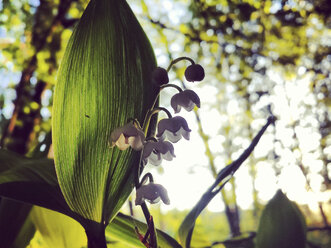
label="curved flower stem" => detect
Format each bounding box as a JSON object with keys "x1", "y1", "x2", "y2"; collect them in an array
[
  {"x1": 135, "y1": 155, "x2": 145, "y2": 187},
  {"x1": 126, "y1": 118, "x2": 142, "y2": 129},
  {"x1": 160, "y1": 83, "x2": 183, "y2": 93},
  {"x1": 152, "y1": 107, "x2": 172, "y2": 119},
  {"x1": 166, "y1": 56, "x2": 195, "y2": 72},
  {"x1": 142, "y1": 83, "x2": 182, "y2": 137},
  {"x1": 138, "y1": 172, "x2": 154, "y2": 187},
  {"x1": 146, "y1": 137, "x2": 158, "y2": 142},
  {"x1": 144, "y1": 84, "x2": 182, "y2": 129},
  {"x1": 142, "y1": 107, "x2": 172, "y2": 135}
]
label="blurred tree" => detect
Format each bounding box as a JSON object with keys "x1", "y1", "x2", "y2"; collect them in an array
[{"x1": 0, "y1": 0, "x2": 87, "y2": 246}]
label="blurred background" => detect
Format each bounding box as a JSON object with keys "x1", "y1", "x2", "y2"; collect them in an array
[{"x1": 0, "y1": 0, "x2": 330, "y2": 247}]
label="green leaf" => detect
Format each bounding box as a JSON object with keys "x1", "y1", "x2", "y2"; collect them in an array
[
  {"x1": 107, "y1": 213, "x2": 182, "y2": 248},
  {"x1": 30, "y1": 206, "x2": 87, "y2": 248},
  {"x1": 255, "y1": 190, "x2": 306, "y2": 248},
  {"x1": 0, "y1": 149, "x2": 79, "y2": 221},
  {"x1": 11, "y1": 214, "x2": 35, "y2": 248},
  {"x1": 52, "y1": 0, "x2": 157, "y2": 224},
  {"x1": 0, "y1": 199, "x2": 35, "y2": 248},
  {"x1": 178, "y1": 117, "x2": 275, "y2": 247}
]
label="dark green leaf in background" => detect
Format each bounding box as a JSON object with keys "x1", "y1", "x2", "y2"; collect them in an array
[
  {"x1": 255, "y1": 190, "x2": 306, "y2": 248},
  {"x1": 0, "y1": 149, "x2": 79, "y2": 220},
  {"x1": 52, "y1": 0, "x2": 157, "y2": 225},
  {"x1": 0, "y1": 199, "x2": 35, "y2": 248}
]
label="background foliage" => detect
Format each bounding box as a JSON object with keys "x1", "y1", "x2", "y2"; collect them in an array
[{"x1": 0, "y1": 0, "x2": 330, "y2": 247}]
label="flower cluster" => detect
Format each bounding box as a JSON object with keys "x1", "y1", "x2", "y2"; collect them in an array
[{"x1": 110, "y1": 57, "x2": 204, "y2": 206}]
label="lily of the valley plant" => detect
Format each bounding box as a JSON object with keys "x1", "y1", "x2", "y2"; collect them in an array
[
  {"x1": 50, "y1": 0, "x2": 204, "y2": 246},
  {"x1": 110, "y1": 57, "x2": 204, "y2": 247}
]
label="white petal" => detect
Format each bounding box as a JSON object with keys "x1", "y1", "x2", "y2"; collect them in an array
[
  {"x1": 115, "y1": 134, "x2": 130, "y2": 150},
  {"x1": 178, "y1": 127, "x2": 190, "y2": 140},
  {"x1": 182, "y1": 100, "x2": 195, "y2": 112},
  {"x1": 111, "y1": 123, "x2": 145, "y2": 151},
  {"x1": 128, "y1": 136, "x2": 143, "y2": 150},
  {"x1": 164, "y1": 130, "x2": 182, "y2": 143},
  {"x1": 148, "y1": 196, "x2": 161, "y2": 204},
  {"x1": 156, "y1": 116, "x2": 191, "y2": 142},
  {"x1": 162, "y1": 151, "x2": 175, "y2": 161},
  {"x1": 148, "y1": 152, "x2": 162, "y2": 166}
]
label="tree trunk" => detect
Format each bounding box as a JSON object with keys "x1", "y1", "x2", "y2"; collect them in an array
[{"x1": 225, "y1": 204, "x2": 241, "y2": 237}]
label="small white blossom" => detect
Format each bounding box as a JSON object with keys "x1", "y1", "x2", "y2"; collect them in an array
[
  {"x1": 110, "y1": 123, "x2": 145, "y2": 151},
  {"x1": 171, "y1": 89, "x2": 200, "y2": 113},
  {"x1": 143, "y1": 140, "x2": 176, "y2": 166},
  {"x1": 135, "y1": 183, "x2": 170, "y2": 205},
  {"x1": 156, "y1": 116, "x2": 191, "y2": 143}
]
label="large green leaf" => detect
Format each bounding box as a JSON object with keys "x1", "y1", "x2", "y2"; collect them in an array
[
  {"x1": 178, "y1": 117, "x2": 275, "y2": 247},
  {"x1": 0, "y1": 149, "x2": 79, "y2": 221},
  {"x1": 52, "y1": 0, "x2": 157, "y2": 224},
  {"x1": 107, "y1": 213, "x2": 182, "y2": 248}
]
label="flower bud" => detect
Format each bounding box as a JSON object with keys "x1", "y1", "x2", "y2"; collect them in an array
[
  {"x1": 184, "y1": 64, "x2": 205, "y2": 82},
  {"x1": 152, "y1": 67, "x2": 169, "y2": 85}
]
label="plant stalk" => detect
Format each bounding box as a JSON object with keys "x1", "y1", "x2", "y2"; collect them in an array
[{"x1": 85, "y1": 223, "x2": 107, "y2": 248}]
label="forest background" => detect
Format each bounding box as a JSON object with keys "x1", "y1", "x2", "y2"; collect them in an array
[{"x1": 0, "y1": 0, "x2": 330, "y2": 247}]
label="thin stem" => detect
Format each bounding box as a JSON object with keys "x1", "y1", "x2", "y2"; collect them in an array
[
  {"x1": 140, "y1": 203, "x2": 158, "y2": 248},
  {"x1": 153, "y1": 107, "x2": 172, "y2": 118},
  {"x1": 138, "y1": 172, "x2": 154, "y2": 187},
  {"x1": 142, "y1": 107, "x2": 172, "y2": 135},
  {"x1": 146, "y1": 137, "x2": 158, "y2": 142},
  {"x1": 160, "y1": 83, "x2": 183, "y2": 92},
  {"x1": 135, "y1": 152, "x2": 145, "y2": 187},
  {"x1": 126, "y1": 118, "x2": 142, "y2": 129},
  {"x1": 142, "y1": 83, "x2": 182, "y2": 134},
  {"x1": 166, "y1": 56, "x2": 195, "y2": 72}
]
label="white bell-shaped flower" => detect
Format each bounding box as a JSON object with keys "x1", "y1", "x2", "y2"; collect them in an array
[
  {"x1": 171, "y1": 89, "x2": 200, "y2": 113},
  {"x1": 135, "y1": 183, "x2": 170, "y2": 205},
  {"x1": 143, "y1": 140, "x2": 176, "y2": 166},
  {"x1": 110, "y1": 123, "x2": 145, "y2": 151},
  {"x1": 156, "y1": 116, "x2": 191, "y2": 143}
]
